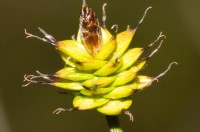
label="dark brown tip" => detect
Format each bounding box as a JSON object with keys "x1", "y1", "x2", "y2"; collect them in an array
[{"x1": 80, "y1": 2, "x2": 102, "y2": 56}]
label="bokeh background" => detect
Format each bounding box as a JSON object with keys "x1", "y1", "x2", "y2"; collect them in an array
[{"x1": 0, "y1": 0, "x2": 200, "y2": 132}]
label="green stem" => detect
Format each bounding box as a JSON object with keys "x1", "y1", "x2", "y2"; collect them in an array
[{"x1": 106, "y1": 115, "x2": 123, "y2": 132}]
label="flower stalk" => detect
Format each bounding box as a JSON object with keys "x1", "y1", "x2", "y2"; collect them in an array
[{"x1": 106, "y1": 115, "x2": 122, "y2": 132}]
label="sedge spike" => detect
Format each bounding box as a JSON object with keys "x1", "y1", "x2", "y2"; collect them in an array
[{"x1": 23, "y1": 1, "x2": 177, "y2": 131}]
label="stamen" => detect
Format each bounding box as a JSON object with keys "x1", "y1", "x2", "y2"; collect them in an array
[
  {"x1": 134, "y1": 6, "x2": 152, "y2": 30},
  {"x1": 124, "y1": 111, "x2": 134, "y2": 122},
  {"x1": 102, "y1": 3, "x2": 107, "y2": 28}
]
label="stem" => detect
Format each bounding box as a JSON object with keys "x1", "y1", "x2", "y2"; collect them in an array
[{"x1": 106, "y1": 115, "x2": 123, "y2": 132}]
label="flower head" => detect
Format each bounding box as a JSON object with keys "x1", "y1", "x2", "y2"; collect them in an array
[{"x1": 23, "y1": 1, "x2": 177, "y2": 116}]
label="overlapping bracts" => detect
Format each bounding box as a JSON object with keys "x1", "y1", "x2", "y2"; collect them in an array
[{"x1": 23, "y1": 1, "x2": 176, "y2": 115}]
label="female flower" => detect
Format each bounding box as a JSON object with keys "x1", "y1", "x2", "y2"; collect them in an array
[{"x1": 23, "y1": 1, "x2": 177, "y2": 117}]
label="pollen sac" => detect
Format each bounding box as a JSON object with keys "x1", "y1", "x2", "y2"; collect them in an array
[
  {"x1": 24, "y1": 1, "x2": 171, "y2": 116},
  {"x1": 80, "y1": 2, "x2": 102, "y2": 56}
]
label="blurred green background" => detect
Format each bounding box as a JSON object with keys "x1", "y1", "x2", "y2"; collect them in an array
[{"x1": 0, "y1": 0, "x2": 200, "y2": 132}]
